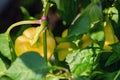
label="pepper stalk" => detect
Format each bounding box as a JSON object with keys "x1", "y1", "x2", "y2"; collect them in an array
[{"x1": 31, "y1": 1, "x2": 51, "y2": 62}]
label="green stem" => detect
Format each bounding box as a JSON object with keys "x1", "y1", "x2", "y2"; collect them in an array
[
  {"x1": 8, "y1": 36, "x2": 16, "y2": 62},
  {"x1": 43, "y1": 28, "x2": 47, "y2": 62},
  {"x1": 46, "y1": 73, "x2": 68, "y2": 79},
  {"x1": 31, "y1": 20, "x2": 47, "y2": 45},
  {"x1": 44, "y1": 2, "x2": 51, "y2": 16},
  {"x1": 5, "y1": 20, "x2": 40, "y2": 35},
  {"x1": 42, "y1": 2, "x2": 51, "y2": 63},
  {"x1": 53, "y1": 66, "x2": 69, "y2": 73},
  {"x1": 91, "y1": 44, "x2": 97, "y2": 71},
  {"x1": 5, "y1": 20, "x2": 40, "y2": 62},
  {"x1": 31, "y1": 1, "x2": 51, "y2": 63},
  {"x1": 113, "y1": 70, "x2": 120, "y2": 80}
]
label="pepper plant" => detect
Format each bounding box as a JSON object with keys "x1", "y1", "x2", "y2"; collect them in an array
[{"x1": 0, "y1": 0, "x2": 120, "y2": 80}]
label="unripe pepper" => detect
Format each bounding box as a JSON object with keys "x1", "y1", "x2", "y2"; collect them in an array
[{"x1": 15, "y1": 27, "x2": 56, "y2": 60}]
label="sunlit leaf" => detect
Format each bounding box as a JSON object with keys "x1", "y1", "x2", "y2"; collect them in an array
[
  {"x1": 45, "y1": 75, "x2": 59, "y2": 80},
  {"x1": 66, "y1": 49, "x2": 93, "y2": 76},
  {"x1": 109, "y1": 7, "x2": 118, "y2": 23},
  {"x1": 6, "y1": 52, "x2": 50, "y2": 80},
  {"x1": 91, "y1": 31, "x2": 104, "y2": 41},
  {"x1": 0, "y1": 58, "x2": 7, "y2": 77},
  {"x1": 0, "y1": 34, "x2": 11, "y2": 60}
]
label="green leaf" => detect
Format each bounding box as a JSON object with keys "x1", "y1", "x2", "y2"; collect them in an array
[
  {"x1": 6, "y1": 52, "x2": 50, "y2": 80},
  {"x1": 73, "y1": 75, "x2": 90, "y2": 80},
  {"x1": 68, "y1": 3, "x2": 102, "y2": 37},
  {"x1": 91, "y1": 31, "x2": 104, "y2": 41},
  {"x1": 68, "y1": 12, "x2": 90, "y2": 37},
  {"x1": 16, "y1": 7, "x2": 31, "y2": 37},
  {"x1": 0, "y1": 76, "x2": 12, "y2": 80},
  {"x1": 45, "y1": 75, "x2": 59, "y2": 80},
  {"x1": 112, "y1": 42, "x2": 120, "y2": 54},
  {"x1": 0, "y1": 59, "x2": 7, "y2": 77},
  {"x1": 105, "y1": 52, "x2": 119, "y2": 66},
  {"x1": 89, "y1": 4, "x2": 102, "y2": 24},
  {"x1": 52, "y1": 0, "x2": 78, "y2": 24},
  {"x1": 109, "y1": 7, "x2": 118, "y2": 23},
  {"x1": 20, "y1": 6, "x2": 30, "y2": 20},
  {"x1": 102, "y1": 72, "x2": 118, "y2": 80},
  {"x1": 90, "y1": 22, "x2": 104, "y2": 41},
  {"x1": 66, "y1": 49, "x2": 93, "y2": 76},
  {"x1": 0, "y1": 34, "x2": 11, "y2": 60},
  {"x1": 91, "y1": 71, "x2": 117, "y2": 80},
  {"x1": 105, "y1": 43, "x2": 120, "y2": 66}
]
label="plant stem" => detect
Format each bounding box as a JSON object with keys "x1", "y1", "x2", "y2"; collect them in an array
[
  {"x1": 53, "y1": 66, "x2": 69, "y2": 73},
  {"x1": 44, "y1": 2, "x2": 51, "y2": 16},
  {"x1": 31, "y1": 20, "x2": 47, "y2": 45},
  {"x1": 5, "y1": 20, "x2": 40, "y2": 35},
  {"x1": 113, "y1": 70, "x2": 120, "y2": 80},
  {"x1": 42, "y1": 2, "x2": 51, "y2": 63},
  {"x1": 31, "y1": 1, "x2": 51, "y2": 63},
  {"x1": 5, "y1": 20, "x2": 40, "y2": 62},
  {"x1": 8, "y1": 36, "x2": 16, "y2": 62},
  {"x1": 43, "y1": 28, "x2": 47, "y2": 62},
  {"x1": 91, "y1": 44, "x2": 97, "y2": 71}
]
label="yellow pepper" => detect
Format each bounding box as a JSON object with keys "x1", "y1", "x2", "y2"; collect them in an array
[
  {"x1": 57, "y1": 29, "x2": 76, "y2": 61},
  {"x1": 103, "y1": 18, "x2": 119, "y2": 50},
  {"x1": 15, "y1": 27, "x2": 56, "y2": 60}
]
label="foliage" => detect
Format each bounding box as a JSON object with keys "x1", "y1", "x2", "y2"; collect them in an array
[
  {"x1": 0, "y1": 0, "x2": 120, "y2": 80},
  {"x1": 6, "y1": 52, "x2": 49, "y2": 80}
]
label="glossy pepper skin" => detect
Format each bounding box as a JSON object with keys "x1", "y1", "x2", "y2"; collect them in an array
[{"x1": 15, "y1": 27, "x2": 56, "y2": 60}]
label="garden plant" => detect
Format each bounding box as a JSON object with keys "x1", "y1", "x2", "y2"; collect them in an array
[{"x1": 0, "y1": 0, "x2": 120, "y2": 80}]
